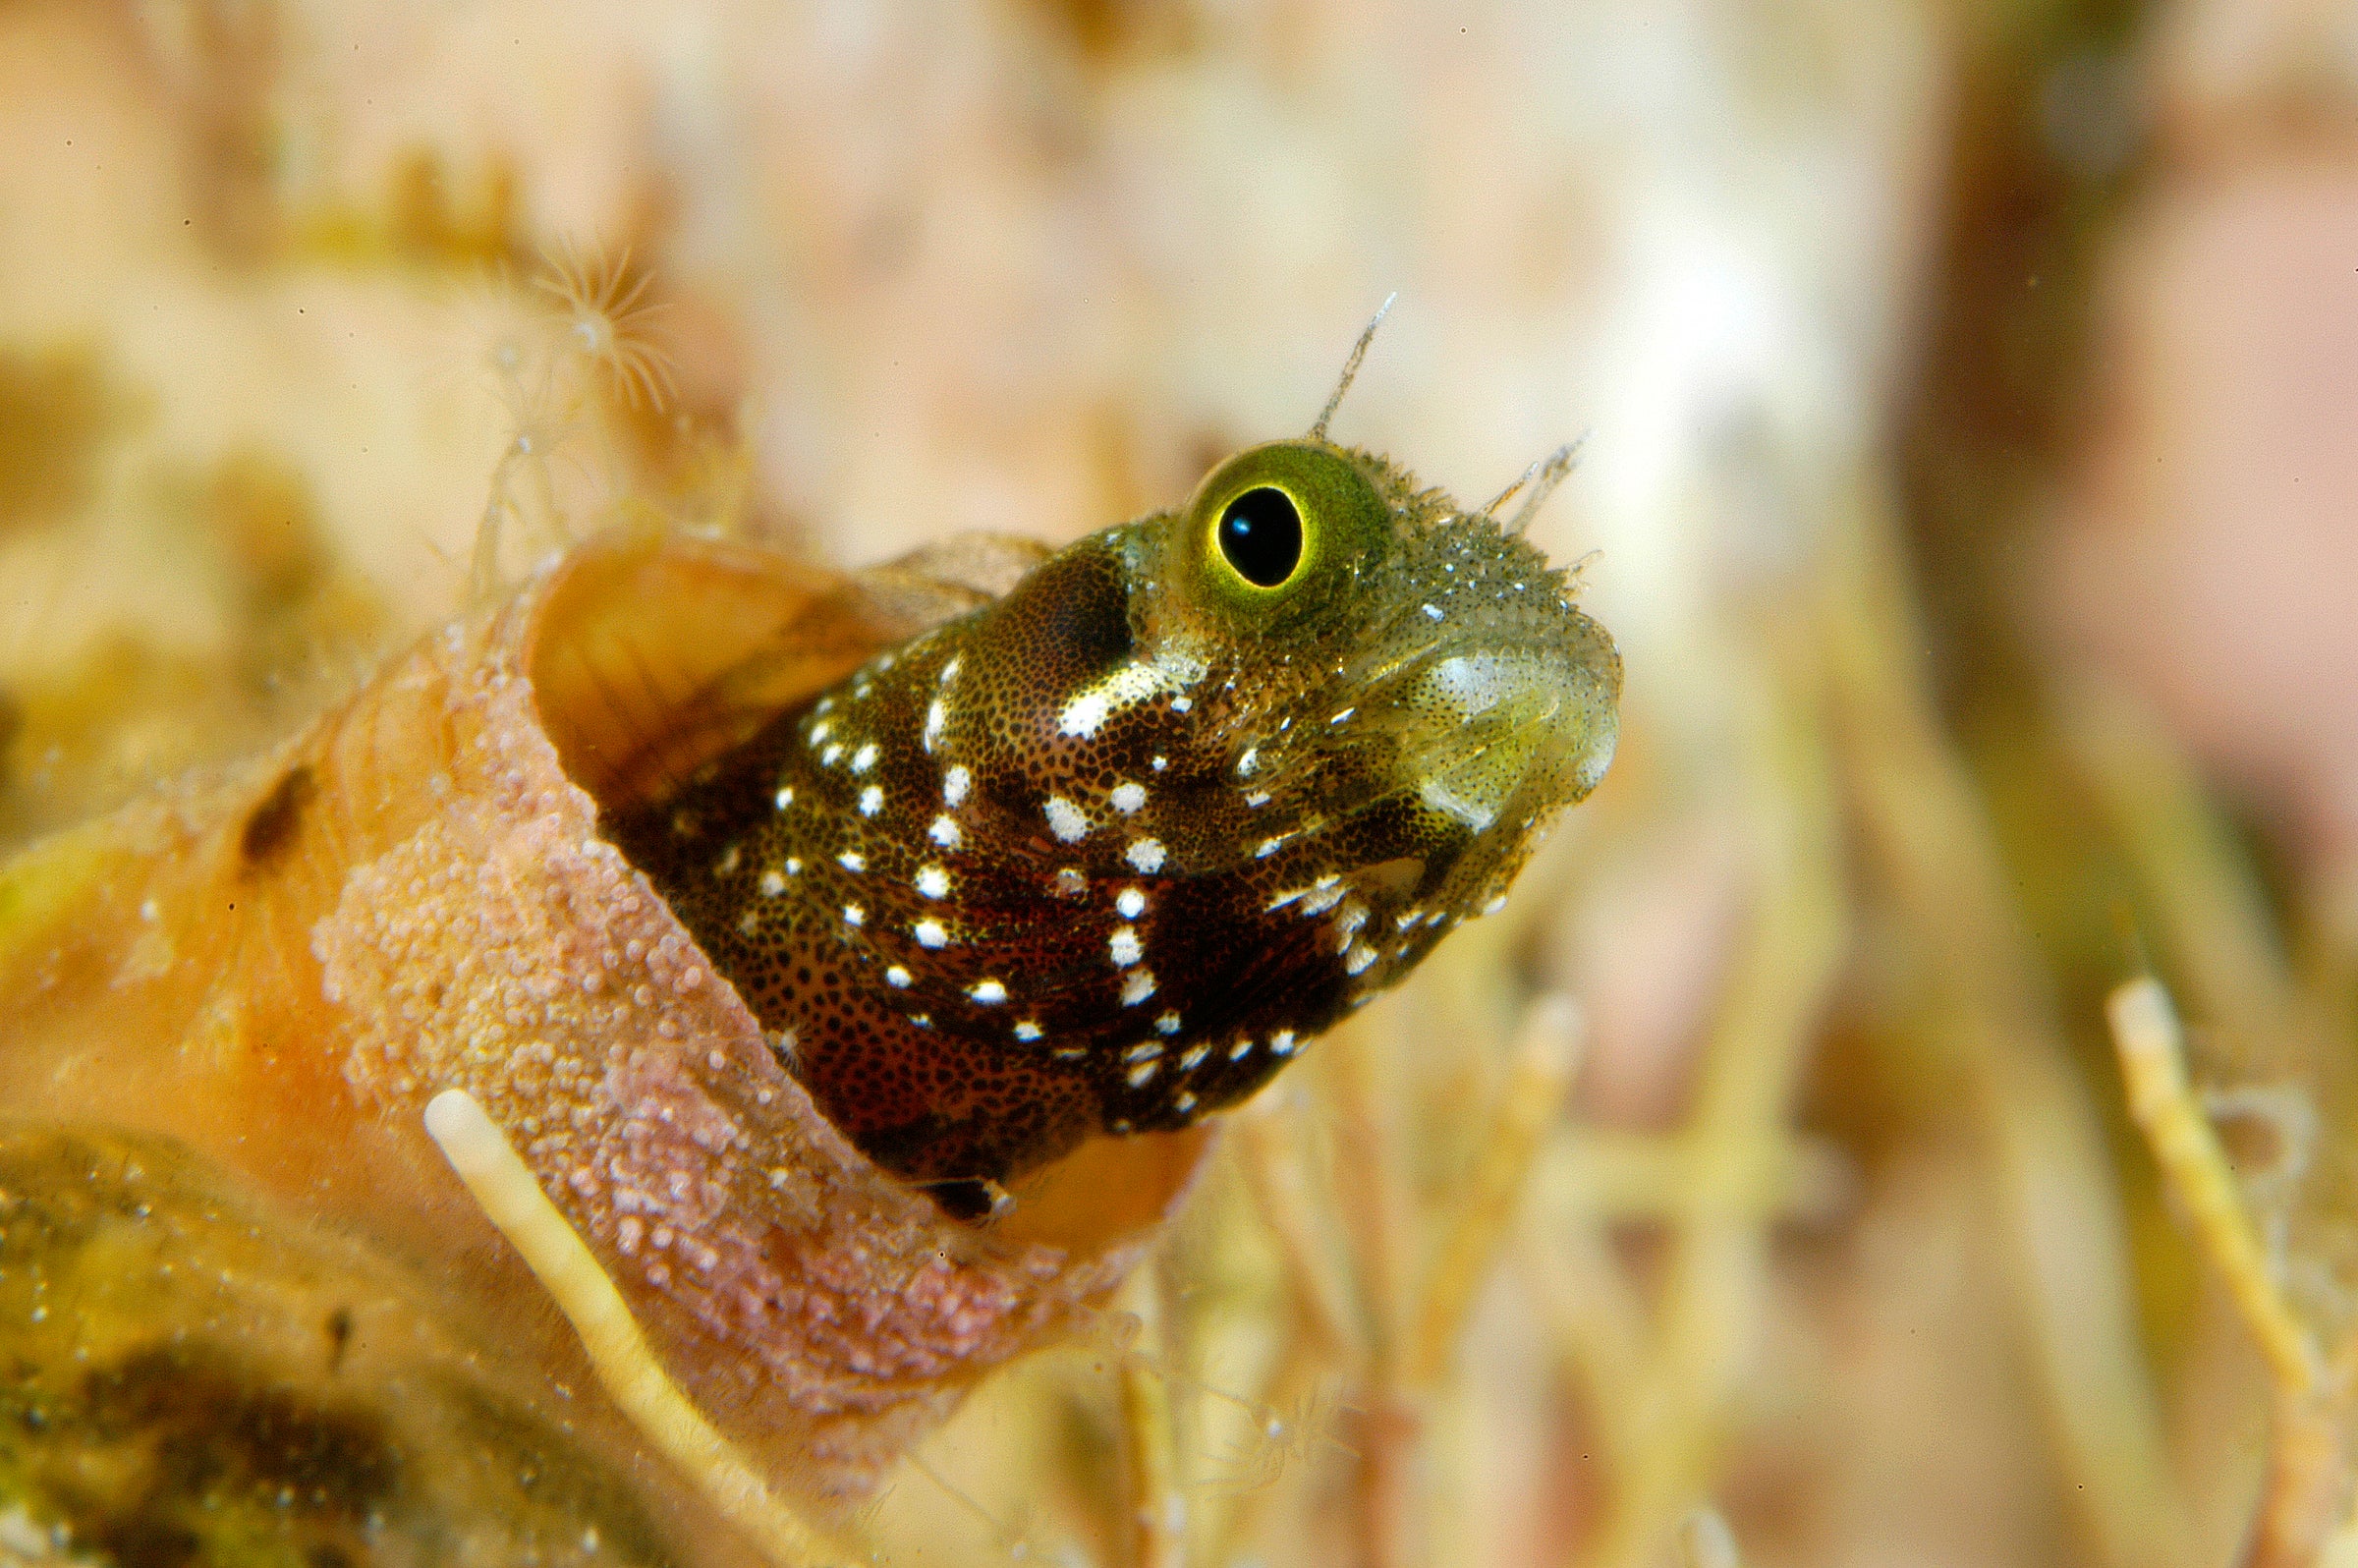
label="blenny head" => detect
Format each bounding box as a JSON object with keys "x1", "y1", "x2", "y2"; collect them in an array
[
  {"x1": 963, "y1": 436, "x2": 1620, "y2": 957},
  {"x1": 618, "y1": 412, "x2": 1619, "y2": 1193}
]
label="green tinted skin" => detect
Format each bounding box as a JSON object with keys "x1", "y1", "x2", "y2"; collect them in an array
[{"x1": 609, "y1": 438, "x2": 1621, "y2": 1199}]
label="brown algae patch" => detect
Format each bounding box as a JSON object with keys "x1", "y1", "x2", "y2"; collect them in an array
[{"x1": 0, "y1": 341, "x2": 127, "y2": 533}]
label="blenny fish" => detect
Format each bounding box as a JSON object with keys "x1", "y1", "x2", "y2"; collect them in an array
[{"x1": 610, "y1": 358, "x2": 1621, "y2": 1193}]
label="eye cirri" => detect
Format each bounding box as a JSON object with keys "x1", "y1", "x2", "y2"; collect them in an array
[{"x1": 606, "y1": 434, "x2": 1622, "y2": 1201}]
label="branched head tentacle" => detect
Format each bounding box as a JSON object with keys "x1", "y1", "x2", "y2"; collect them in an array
[
  {"x1": 1481, "y1": 434, "x2": 1588, "y2": 534},
  {"x1": 1309, "y1": 293, "x2": 1398, "y2": 441}
]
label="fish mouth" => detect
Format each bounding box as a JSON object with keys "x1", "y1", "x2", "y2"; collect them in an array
[
  {"x1": 1375, "y1": 638, "x2": 1619, "y2": 836},
  {"x1": 1319, "y1": 506, "x2": 1622, "y2": 844},
  {"x1": 1227, "y1": 613, "x2": 1617, "y2": 915}
]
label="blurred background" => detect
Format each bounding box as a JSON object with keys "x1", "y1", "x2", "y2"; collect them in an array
[{"x1": 2, "y1": 1, "x2": 2356, "y2": 1564}]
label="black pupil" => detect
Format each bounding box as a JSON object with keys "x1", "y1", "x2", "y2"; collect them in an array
[{"x1": 1216, "y1": 487, "x2": 1304, "y2": 588}]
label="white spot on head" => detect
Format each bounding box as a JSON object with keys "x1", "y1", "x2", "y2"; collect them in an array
[
  {"x1": 784, "y1": 857, "x2": 803, "y2": 875},
  {"x1": 1151, "y1": 755, "x2": 1168, "y2": 772},
  {"x1": 1014, "y1": 1019, "x2": 1042, "y2": 1041},
  {"x1": 1126, "y1": 838, "x2": 1166, "y2": 874},
  {"x1": 714, "y1": 843, "x2": 741, "y2": 876},
  {"x1": 939, "y1": 655, "x2": 961, "y2": 685},
  {"x1": 1109, "y1": 926, "x2": 1143, "y2": 967},
  {"x1": 810, "y1": 719, "x2": 833, "y2": 746},
  {"x1": 944, "y1": 765, "x2": 972, "y2": 807},
  {"x1": 858, "y1": 785, "x2": 883, "y2": 816},
  {"x1": 1179, "y1": 1042, "x2": 1210, "y2": 1070},
  {"x1": 1125, "y1": 1042, "x2": 1163, "y2": 1063},
  {"x1": 1059, "y1": 661, "x2": 1166, "y2": 738},
  {"x1": 886, "y1": 965, "x2": 912, "y2": 987},
  {"x1": 837, "y1": 851, "x2": 866, "y2": 872},
  {"x1": 1110, "y1": 781, "x2": 1148, "y2": 814},
  {"x1": 1271, "y1": 1030, "x2": 1298, "y2": 1056},
  {"x1": 1228, "y1": 1037, "x2": 1256, "y2": 1060},
  {"x1": 1120, "y1": 970, "x2": 1157, "y2": 1006},
  {"x1": 1126, "y1": 1060, "x2": 1160, "y2": 1088},
  {"x1": 1044, "y1": 795, "x2": 1090, "y2": 842},
  {"x1": 1345, "y1": 942, "x2": 1377, "y2": 975},
  {"x1": 1245, "y1": 790, "x2": 1271, "y2": 808},
  {"x1": 924, "y1": 700, "x2": 946, "y2": 752},
  {"x1": 821, "y1": 743, "x2": 844, "y2": 766},
  {"x1": 915, "y1": 864, "x2": 951, "y2": 898},
  {"x1": 774, "y1": 786, "x2": 795, "y2": 812},
  {"x1": 1173, "y1": 1090, "x2": 1198, "y2": 1114},
  {"x1": 1302, "y1": 880, "x2": 1346, "y2": 916},
  {"x1": 851, "y1": 742, "x2": 878, "y2": 774},
  {"x1": 1155, "y1": 1010, "x2": 1182, "y2": 1036},
  {"x1": 1237, "y1": 748, "x2": 1259, "y2": 776},
  {"x1": 843, "y1": 904, "x2": 866, "y2": 926},
  {"x1": 929, "y1": 813, "x2": 963, "y2": 849},
  {"x1": 1255, "y1": 837, "x2": 1282, "y2": 859},
  {"x1": 1481, "y1": 892, "x2": 1509, "y2": 916},
  {"x1": 969, "y1": 979, "x2": 1008, "y2": 1004},
  {"x1": 1329, "y1": 707, "x2": 1356, "y2": 725},
  {"x1": 1171, "y1": 696, "x2": 1193, "y2": 713},
  {"x1": 758, "y1": 869, "x2": 786, "y2": 898},
  {"x1": 914, "y1": 919, "x2": 949, "y2": 949},
  {"x1": 1054, "y1": 867, "x2": 1088, "y2": 895},
  {"x1": 1423, "y1": 602, "x2": 1444, "y2": 621},
  {"x1": 1115, "y1": 886, "x2": 1147, "y2": 918}
]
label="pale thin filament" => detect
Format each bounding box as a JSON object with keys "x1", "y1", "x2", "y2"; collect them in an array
[
  {"x1": 2105, "y1": 980, "x2": 2320, "y2": 1394},
  {"x1": 423, "y1": 1089, "x2": 853, "y2": 1568}
]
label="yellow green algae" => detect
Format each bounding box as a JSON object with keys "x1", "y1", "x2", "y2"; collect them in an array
[{"x1": 0, "y1": 1125, "x2": 687, "y2": 1567}]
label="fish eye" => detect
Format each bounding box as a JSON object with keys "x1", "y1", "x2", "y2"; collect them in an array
[
  {"x1": 1216, "y1": 486, "x2": 1305, "y2": 588},
  {"x1": 1186, "y1": 441, "x2": 1386, "y2": 617}
]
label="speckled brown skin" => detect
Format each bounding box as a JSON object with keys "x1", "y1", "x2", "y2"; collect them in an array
[{"x1": 610, "y1": 438, "x2": 1621, "y2": 1187}]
